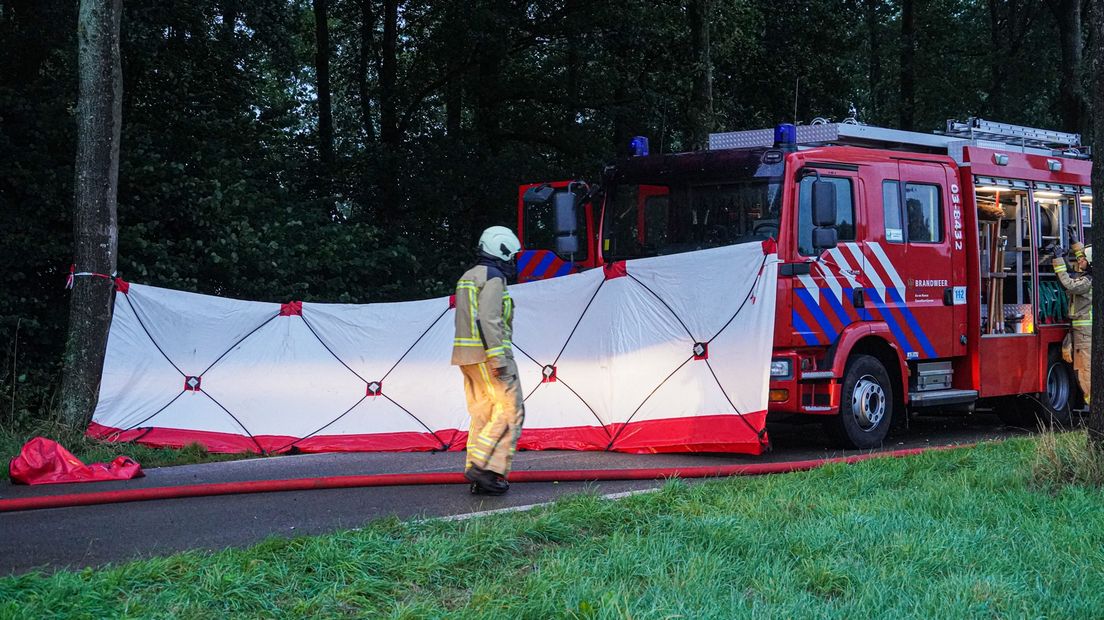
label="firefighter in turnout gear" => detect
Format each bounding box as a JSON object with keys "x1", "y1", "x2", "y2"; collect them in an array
[
  {"x1": 452, "y1": 226, "x2": 525, "y2": 495},
  {"x1": 1053, "y1": 242, "x2": 1092, "y2": 405}
]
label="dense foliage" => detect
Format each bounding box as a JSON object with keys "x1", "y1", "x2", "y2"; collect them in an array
[{"x1": 0, "y1": 0, "x2": 1092, "y2": 425}]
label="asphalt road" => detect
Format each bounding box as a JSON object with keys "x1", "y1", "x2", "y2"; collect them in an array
[{"x1": 1, "y1": 413, "x2": 1026, "y2": 576}]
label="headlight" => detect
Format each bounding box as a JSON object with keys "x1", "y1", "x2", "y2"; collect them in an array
[{"x1": 770, "y1": 358, "x2": 792, "y2": 379}]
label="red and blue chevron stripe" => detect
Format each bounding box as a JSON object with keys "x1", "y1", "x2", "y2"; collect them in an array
[
  {"x1": 517, "y1": 250, "x2": 577, "y2": 283},
  {"x1": 790, "y1": 243, "x2": 936, "y2": 358}
]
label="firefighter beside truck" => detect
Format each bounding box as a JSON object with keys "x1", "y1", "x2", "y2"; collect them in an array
[{"x1": 1051, "y1": 242, "x2": 1092, "y2": 406}]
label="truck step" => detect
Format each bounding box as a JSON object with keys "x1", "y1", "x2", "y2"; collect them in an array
[{"x1": 908, "y1": 389, "x2": 978, "y2": 408}]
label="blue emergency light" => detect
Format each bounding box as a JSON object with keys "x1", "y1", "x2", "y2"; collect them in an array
[
  {"x1": 630, "y1": 136, "x2": 649, "y2": 157},
  {"x1": 774, "y1": 123, "x2": 797, "y2": 148}
]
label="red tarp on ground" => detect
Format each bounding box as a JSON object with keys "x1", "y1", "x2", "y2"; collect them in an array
[{"x1": 8, "y1": 437, "x2": 143, "y2": 485}]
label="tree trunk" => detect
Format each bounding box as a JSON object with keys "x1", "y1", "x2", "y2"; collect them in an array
[
  {"x1": 357, "y1": 0, "x2": 377, "y2": 143},
  {"x1": 313, "y1": 0, "x2": 334, "y2": 165},
  {"x1": 1049, "y1": 0, "x2": 1086, "y2": 136},
  {"x1": 864, "y1": 0, "x2": 882, "y2": 120},
  {"x1": 377, "y1": 0, "x2": 401, "y2": 215},
  {"x1": 379, "y1": 0, "x2": 400, "y2": 148},
  {"x1": 986, "y1": 0, "x2": 1047, "y2": 122},
  {"x1": 445, "y1": 72, "x2": 463, "y2": 137},
  {"x1": 899, "y1": 0, "x2": 916, "y2": 131},
  {"x1": 220, "y1": 0, "x2": 238, "y2": 42},
  {"x1": 472, "y1": 8, "x2": 504, "y2": 152},
  {"x1": 563, "y1": 0, "x2": 580, "y2": 135},
  {"x1": 444, "y1": 2, "x2": 463, "y2": 138},
  {"x1": 687, "y1": 0, "x2": 714, "y2": 150},
  {"x1": 611, "y1": 44, "x2": 630, "y2": 154},
  {"x1": 59, "y1": 0, "x2": 122, "y2": 427},
  {"x1": 987, "y1": 0, "x2": 1001, "y2": 118},
  {"x1": 1088, "y1": 0, "x2": 1104, "y2": 453}
]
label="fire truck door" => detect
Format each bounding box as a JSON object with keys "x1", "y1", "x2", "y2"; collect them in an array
[
  {"x1": 792, "y1": 172, "x2": 865, "y2": 348},
  {"x1": 867, "y1": 161, "x2": 961, "y2": 361}
]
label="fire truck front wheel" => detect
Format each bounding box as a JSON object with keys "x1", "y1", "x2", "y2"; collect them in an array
[{"x1": 828, "y1": 354, "x2": 895, "y2": 449}]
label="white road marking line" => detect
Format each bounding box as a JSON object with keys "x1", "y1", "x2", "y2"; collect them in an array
[{"x1": 426, "y1": 488, "x2": 662, "y2": 523}]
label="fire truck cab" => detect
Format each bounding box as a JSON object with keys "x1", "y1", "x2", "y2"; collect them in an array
[{"x1": 518, "y1": 118, "x2": 1093, "y2": 448}]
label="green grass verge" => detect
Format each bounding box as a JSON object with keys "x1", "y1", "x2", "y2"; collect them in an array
[
  {"x1": 0, "y1": 422, "x2": 254, "y2": 482},
  {"x1": 3, "y1": 437, "x2": 1104, "y2": 618}
]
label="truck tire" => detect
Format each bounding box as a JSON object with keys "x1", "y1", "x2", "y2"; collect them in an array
[
  {"x1": 997, "y1": 351, "x2": 1078, "y2": 428},
  {"x1": 828, "y1": 354, "x2": 895, "y2": 449}
]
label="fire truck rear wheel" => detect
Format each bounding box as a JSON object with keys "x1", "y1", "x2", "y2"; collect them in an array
[
  {"x1": 829, "y1": 354, "x2": 895, "y2": 449},
  {"x1": 997, "y1": 352, "x2": 1077, "y2": 428}
]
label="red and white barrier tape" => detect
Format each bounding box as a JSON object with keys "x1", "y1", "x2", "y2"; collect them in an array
[{"x1": 65, "y1": 264, "x2": 116, "y2": 289}]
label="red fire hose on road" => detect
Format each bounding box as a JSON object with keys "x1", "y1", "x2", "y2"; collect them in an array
[{"x1": 0, "y1": 444, "x2": 970, "y2": 513}]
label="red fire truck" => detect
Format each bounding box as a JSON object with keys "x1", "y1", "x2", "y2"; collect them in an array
[{"x1": 517, "y1": 118, "x2": 1093, "y2": 448}]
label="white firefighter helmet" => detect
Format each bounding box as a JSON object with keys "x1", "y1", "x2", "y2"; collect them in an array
[{"x1": 478, "y1": 226, "x2": 521, "y2": 261}]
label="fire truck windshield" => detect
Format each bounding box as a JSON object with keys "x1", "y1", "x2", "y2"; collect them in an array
[{"x1": 601, "y1": 149, "x2": 783, "y2": 261}]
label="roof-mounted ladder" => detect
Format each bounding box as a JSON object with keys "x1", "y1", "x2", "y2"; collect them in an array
[
  {"x1": 708, "y1": 118, "x2": 1091, "y2": 160},
  {"x1": 942, "y1": 118, "x2": 1081, "y2": 150}
]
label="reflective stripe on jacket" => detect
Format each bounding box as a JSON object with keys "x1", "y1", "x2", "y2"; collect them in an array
[{"x1": 452, "y1": 264, "x2": 514, "y2": 368}]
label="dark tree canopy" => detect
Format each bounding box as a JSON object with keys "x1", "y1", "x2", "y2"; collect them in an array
[{"x1": 0, "y1": 0, "x2": 1094, "y2": 424}]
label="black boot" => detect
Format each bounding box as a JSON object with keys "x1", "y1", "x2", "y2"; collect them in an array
[{"x1": 465, "y1": 465, "x2": 509, "y2": 495}]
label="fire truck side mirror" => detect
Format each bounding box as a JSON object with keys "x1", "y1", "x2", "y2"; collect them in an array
[
  {"x1": 553, "y1": 191, "x2": 576, "y2": 233},
  {"x1": 812, "y1": 180, "x2": 838, "y2": 227},
  {"x1": 553, "y1": 191, "x2": 579, "y2": 256},
  {"x1": 523, "y1": 184, "x2": 556, "y2": 206},
  {"x1": 812, "y1": 227, "x2": 838, "y2": 251},
  {"x1": 556, "y1": 232, "x2": 579, "y2": 256}
]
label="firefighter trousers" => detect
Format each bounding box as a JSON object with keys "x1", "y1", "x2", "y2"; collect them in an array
[
  {"x1": 459, "y1": 359, "x2": 524, "y2": 476},
  {"x1": 1072, "y1": 326, "x2": 1092, "y2": 405}
]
